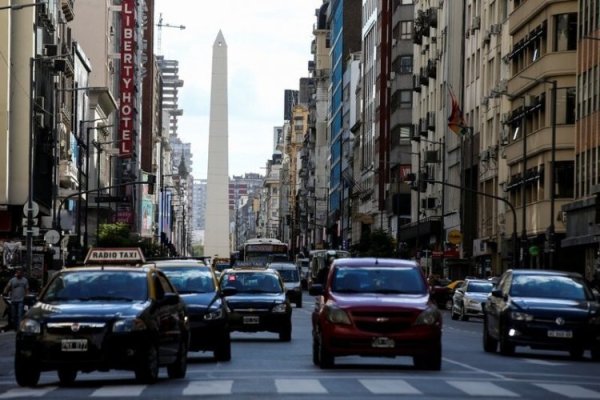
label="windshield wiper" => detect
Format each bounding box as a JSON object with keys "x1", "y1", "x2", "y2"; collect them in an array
[
  {"x1": 80, "y1": 296, "x2": 135, "y2": 302},
  {"x1": 178, "y1": 290, "x2": 210, "y2": 294}
]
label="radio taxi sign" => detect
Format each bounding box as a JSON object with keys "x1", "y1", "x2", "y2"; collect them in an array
[{"x1": 84, "y1": 247, "x2": 146, "y2": 264}]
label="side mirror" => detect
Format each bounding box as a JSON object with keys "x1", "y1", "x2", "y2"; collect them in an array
[
  {"x1": 162, "y1": 292, "x2": 180, "y2": 305},
  {"x1": 491, "y1": 288, "x2": 503, "y2": 298},
  {"x1": 221, "y1": 286, "x2": 238, "y2": 297},
  {"x1": 309, "y1": 284, "x2": 324, "y2": 296},
  {"x1": 24, "y1": 293, "x2": 38, "y2": 307}
]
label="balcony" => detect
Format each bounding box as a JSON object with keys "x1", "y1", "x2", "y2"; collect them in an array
[{"x1": 59, "y1": 160, "x2": 79, "y2": 188}]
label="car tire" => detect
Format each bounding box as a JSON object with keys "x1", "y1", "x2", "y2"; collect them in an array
[
  {"x1": 413, "y1": 343, "x2": 442, "y2": 371},
  {"x1": 569, "y1": 346, "x2": 584, "y2": 360},
  {"x1": 318, "y1": 332, "x2": 334, "y2": 369},
  {"x1": 214, "y1": 332, "x2": 232, "y2": 361},
  {"x1": 451, "y1": 306, "x2": 459, "y2": 320},
  {"x1": 279, "y1": 323, "x2": 292, "y2": 342},
  {"x1": 296, "y1": 298, "x2": 303, "y2": 308},
  {"x1": 499, "y1": 326, "x2": 515, "y2": 356},
  {"x1": 460, "y1": 305, "x2": 469, "y2": 321},
  {"x1": 167, "y1": 340, "x2": 188, "y2": 379},
  {"x1": 312, "y1": 335, "x2": 320, "y2": 366},
  {"x1": 445, "y1": 299, "x2": 453, "y2": 311},
  {"x1": 482, "y1": 316, "x2": 498, "y2": 353},
  {"x1": 57, "y1": 368, "x2": 77, "y2": 386},
  {"x1": 591, "y1": 346, "x2": 600, "y2": 361},
  {"x1": 135, "y1": 345, "x2": 159, "y2": 384},
  {"x1": 15, "y1": 355, "x2": 40, "y2": 387}
]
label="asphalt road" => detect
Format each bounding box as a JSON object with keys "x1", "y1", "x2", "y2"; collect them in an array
[{"x1": 0, "y1": 296, "x2": 599, "y2": 399}]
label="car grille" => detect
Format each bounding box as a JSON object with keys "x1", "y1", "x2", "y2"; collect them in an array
[
  {"x1": 46, "y1": 322, "x2": 107, "y2": 334},
  {"x1": 350, "y1": 310, "x2": 417, "y2": 334}
]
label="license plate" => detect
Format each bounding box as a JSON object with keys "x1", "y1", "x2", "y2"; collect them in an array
[
  {"x1": 372, "y1": 337, "x2": 395, "y2": 348},
  {"x1": 547, "y1": 330, "x2": 573, "y2": 338},
  {"x1": 243, "y1": 316, "x2": 259, "y2": 324},
  {"x1": 61, "y1": 339, "x2": 88, "y2": 352}
]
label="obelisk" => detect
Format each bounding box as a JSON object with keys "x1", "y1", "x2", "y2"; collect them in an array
[{"x1": 204, "y1": 30, "x2": 230, "y2": 258}]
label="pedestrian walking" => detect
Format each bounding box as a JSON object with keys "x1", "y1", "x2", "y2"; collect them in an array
[{"x1": 3, "y1": 268, "x2": 29, "y2": 330}]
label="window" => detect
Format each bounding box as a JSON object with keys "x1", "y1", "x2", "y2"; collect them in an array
[
  {"x1": 400, "y1": 21, "x2": 413, "y2": 40},
  {"x1": 399, "y1": 90, "x2": 412, "y2": 109},
  {"x1": 399, "y1": 55, "x2": 412, "y2": 73},
  {"x1": 554, "y1": 161, "x2": 574, "y2": 198},
  {"x1": 554, "y1": 13, "x2": 577, "y2": 52}
]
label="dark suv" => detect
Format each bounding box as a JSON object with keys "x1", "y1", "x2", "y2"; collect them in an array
[{"x1": 309, "y1": 258, "x2": 442, "y2": 369}]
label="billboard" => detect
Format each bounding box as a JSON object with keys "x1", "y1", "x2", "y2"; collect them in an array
[{"x1": 119, "y1": 0, "x2": 136, "y2": 157}]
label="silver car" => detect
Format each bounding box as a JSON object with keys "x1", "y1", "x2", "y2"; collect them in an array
[{"x1": 451, "y1": 279, "x2": 494, "y2": 321}]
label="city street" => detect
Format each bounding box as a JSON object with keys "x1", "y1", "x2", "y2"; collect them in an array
[{"x1": 0, "y1": 296, "x2": 599, "y2": 399}]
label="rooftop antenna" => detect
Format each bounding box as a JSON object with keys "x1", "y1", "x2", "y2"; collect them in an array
[{"x1": 156, "y1": 13, "x2": 186, "y2": 54}]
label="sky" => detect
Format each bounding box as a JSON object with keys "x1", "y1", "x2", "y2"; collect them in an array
[{"x1": 153, "y1": 0, "x2": 324, "y2": 179}]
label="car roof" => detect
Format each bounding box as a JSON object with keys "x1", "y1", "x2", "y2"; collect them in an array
[
  {"x1": 149, "y1": 259, "x2": 208, "y2": 267},
  {"x1": 333, "y1": 258, "x2": 419, "y2": 268},
  {"x1": 269, "y1": 262, "x2": 297, "y2": 269},
  {"x1": 59, "y1": 265, "x2": 152, "y2": 273},
  {"x1": 465, "y1": 278, "x2": 493, "y2": 283}
]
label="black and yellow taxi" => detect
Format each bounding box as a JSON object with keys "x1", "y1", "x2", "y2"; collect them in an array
[
  {"x1": 219, "y1": 264, "x2": 292, "y2": 341},
  {"x1": 14, "y1": 248, "x2": 190, "y2": 387},
  {"x1": 148, "y1": 258, "x2": 234, "y2": 361}
]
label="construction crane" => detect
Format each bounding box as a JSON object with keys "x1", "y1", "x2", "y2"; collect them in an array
[{"x1": 156, "y1": 13, "x2": 186, "y2": 54}]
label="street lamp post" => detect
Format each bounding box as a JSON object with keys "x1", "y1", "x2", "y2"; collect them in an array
[{"x1": 91, "y1": 136, "x2": 119, "y2": 244}]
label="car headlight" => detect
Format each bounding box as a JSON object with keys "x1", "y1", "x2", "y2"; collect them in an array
[
  {"x1": 19, "y1": 318, "x2": 41, "y2": 334},
  {"x1": 414, "y1": 307, "x2": 441, "y2": 326},
  {"x1": 323, "y1": 303, "x2": 351, "y2": 325},
  {"x1": 272, "y1": 303, "x2": 288, "y2": 313},
  {"x1": 204, "y1": 307, "x2": 225, "y2": 321},
  {"x1": 510, "y1": 311, "x2": 534, "y2": 321},
  {"x1": 112, "y1": 318, "x2": 147, "y2": 332}
]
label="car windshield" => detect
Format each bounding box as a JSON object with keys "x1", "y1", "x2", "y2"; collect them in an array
[
  {"x1": 331, "y1": 266, "x2": 426, "y2": 294},
  {"x1": 160, "y1": 267, "x2": 216, "y2": 293},
  {"x1": 42, "y1": 270, "x2": 148, "y2": 302},
  {"x1": 466, "y1": 281, "x2": 494, "y2": 293},
  {"x1": 275, "y1": 269, "x2": 299, "y2": 282},
  {"x1": 221, "y1": 272, "x2": 282, "y2": 294},
  {"x1": 510, "y1": 275, "x2": 591, "y2": 300}
]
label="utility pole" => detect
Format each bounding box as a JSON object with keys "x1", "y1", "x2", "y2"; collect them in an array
[{"x1": 156, "y1": 13, "x2": 185, "y2": 54}]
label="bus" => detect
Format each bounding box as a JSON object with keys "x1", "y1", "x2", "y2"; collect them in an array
[{"x1": 240, "y1": 238, "x2": 289, "y2": 264}]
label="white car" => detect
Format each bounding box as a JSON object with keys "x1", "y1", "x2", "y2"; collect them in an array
[{"x1": 451, "y1": 279, "x2": 494, "y2": 321}]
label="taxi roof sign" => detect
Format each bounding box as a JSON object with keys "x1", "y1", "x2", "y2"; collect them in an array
[{"x1": 84, "y1": 247, "x2": 146, "y2": 264}]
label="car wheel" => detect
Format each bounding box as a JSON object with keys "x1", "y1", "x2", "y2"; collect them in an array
[
  {"x1": 499, "y1": 326, "x2": 515, "y2": 356},
  {"x1": 57, "y1": 368, "x2": 77, "y2": 386},
  {"x1": 451, "y1": 305, "x2": 459, "y2": 320},
  {"x1": 135, "y1": 345, "x2": 159, "y2": 384},
  {"x1": 318, "y1": 332, "x2": 334, "y2": 369},
  {"x1": 482, "y1": 316, "x2": 498, "y2": 353},
  {"x1": 569, "y1": 346, "x2": 584, "y2": 360},
  {"x1": 279, "y1": 323, "x2": 292, "y2": 342},
  {"x1": 460, "y1": 305, "x2": 469, "y2": 321},
  {"x1": 15, "y1": 355, "x2": 40, "y2": 387},
  {"x1": 167, "y1": 340, "x2": 188, "y2": 379},
  {"x1": 214, "y1": 332, "x2": 232, "y2": 361},
  {"x1": 445, "y1": 299, "x2": 453, "y2": 311},
  {"x1": 591, "y1": 346, "x2": 600, "y2": 361},
  {"x1": 296, "y1": 298, "x2": 303, "y2": 308},
  {"x1": 312, "y1": 335, "x2": 320, "y2": 366},
  {"x1": 413, "y1": 343, "x2": 442, "y2": 370}
]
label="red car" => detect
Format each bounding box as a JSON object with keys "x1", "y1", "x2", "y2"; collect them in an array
[{"x1": 309, "y1": 258, "x2": 442, "y2": 370}]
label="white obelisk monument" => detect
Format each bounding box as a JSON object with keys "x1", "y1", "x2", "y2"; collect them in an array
[{"x1": 204, "y1": 31, "x2": 230, "y2": 258}]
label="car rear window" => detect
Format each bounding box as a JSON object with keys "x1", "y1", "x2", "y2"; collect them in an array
[
  {"x1": 221, "y1": 272, "x2": 283, "y2": 294},
  {"x1": 331, "y1": 266, "x2": 426, "y2": 295},
  {"x1": 467, "y1": 281, "x2": 493, "y2": 293},
  {"x1": 161, "y1": 267, "x2": 216, "y2": 293}
]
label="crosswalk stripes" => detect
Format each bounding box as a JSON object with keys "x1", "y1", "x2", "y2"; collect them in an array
[
  {"x1": 446, "y1": 381, "x2": 520, "y2": 397},
  {"x1": 534, "y1": 384, "x2": 600, "y2": 399},
  {"x1": 0, "y1": 379, "x2": 599, "y2": 398},
  {"x1": 182, "y1": 380, "x2": 233, "y2": 396},
  {"x1": 359, "y1": 379, "x2": 421, "y2": 395}
]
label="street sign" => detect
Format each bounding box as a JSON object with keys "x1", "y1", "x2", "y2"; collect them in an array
[
  {"x1": 22, "y1": 201, "x2": 39, "y2": 218},
  {"x1": 44, "y1": 229, "x2": 61, "y2": 245},
  {"x1": 23, "y1": 227, "x2": 40, "y2": 236}
]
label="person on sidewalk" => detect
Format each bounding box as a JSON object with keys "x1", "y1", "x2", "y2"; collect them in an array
[{"x1": 3, "y1": 268, "x2": 29, "y2": 330}]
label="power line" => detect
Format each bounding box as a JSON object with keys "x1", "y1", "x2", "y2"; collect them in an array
[{"x1": 156, "y1": 13, "x2": 185, "y2": 54}]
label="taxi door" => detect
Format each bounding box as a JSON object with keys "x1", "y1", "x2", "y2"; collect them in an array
[{"x1": 152, "y1": 272, "x2": 183, "y2": 363}]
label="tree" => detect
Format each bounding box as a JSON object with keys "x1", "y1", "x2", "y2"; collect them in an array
[{"x1": 365, "y1": 228, "x2": 396, "y2": 258}]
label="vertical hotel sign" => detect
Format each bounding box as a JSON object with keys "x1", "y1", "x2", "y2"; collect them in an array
[{"x1": 119, "y1": 0, "x2": 136, "y2": 157}]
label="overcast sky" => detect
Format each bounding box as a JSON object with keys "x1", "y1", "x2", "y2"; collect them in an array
[{"x1": 153, "y1": 0, "x2": 323, "y2": 179}]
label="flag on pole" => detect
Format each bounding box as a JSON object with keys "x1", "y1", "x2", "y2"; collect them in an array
[{"x1": 448, "y1": 87, "x2": 468, "y2": 135}]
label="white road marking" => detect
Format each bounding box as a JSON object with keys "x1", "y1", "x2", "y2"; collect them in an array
[
  {"x1": 535, "y1": 383, "x2": 600, "y2": 399},
  {"x1": 523, "y1": 358, "x2": 564, "y2": 366},
  {"x1": 360, "y1": 379, "x2": 422, "y2": 395},
  {"x1": 275, "y1": 379, "x2": 327, "y2": 394},
  {"x1": 183, "y1": 380, "x2": 233, "y2": 396},
  {"x1": 447, "y1": 380, "x2": 519, "y2": 397},
  {"x1": 91, "y1": 385, "x2": 146, "y2": 397},
  {"x1": 443, "y1": 357, "x2": 510, "y2": 380},
  {"x1": 0, "y1": 387, "x2": 56, "y2": 398}
]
